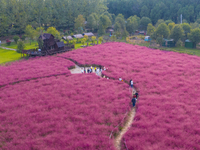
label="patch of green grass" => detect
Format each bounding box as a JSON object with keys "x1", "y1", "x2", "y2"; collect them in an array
[
  {"x1": 2, "y1": 41, "x2": 38, "y2": 50},
  {"x1": 0, "y1": 48, "x2": 22, "y2": 64},
  {"x1": 150, "y1": 46, "x2": 200, "y2": 56}
]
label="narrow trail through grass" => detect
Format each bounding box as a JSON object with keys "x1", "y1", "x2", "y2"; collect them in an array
[{"x1": 69, "y1": 60, "x2": 138, "y2": 150}]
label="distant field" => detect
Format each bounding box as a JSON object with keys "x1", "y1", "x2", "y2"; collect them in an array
[{"x1": 0, "y1": 48, "x2": 21, "y2": 64}]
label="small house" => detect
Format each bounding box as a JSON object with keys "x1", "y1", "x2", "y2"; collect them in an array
[
  {"x1": 39, "y1": 33, "x2": 65, "y2": 51},
  {"x1": 55, "y1": 42, "x2": 65, "y2": 51},
  {"x1": 73, "y1": 34, "x2": 84, "y2": 39},
  {"x1": 83, "y1": 32, "x2": 94, "y2": 37},
  {"x1": 62, "y1": 36, "x2": 73, "y2": 41},
  {"x1": 185, "y1": 39, "x2": 196, "y2": 48},
  {"x1": 162, "y1": 39, "x2": 175, "y2": 47}
]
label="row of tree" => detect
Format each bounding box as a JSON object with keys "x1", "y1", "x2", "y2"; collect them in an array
[
  {"x1": 2, "y1": 0, "x2": 200, "y2": 38},
  {"x1": 147, "y1": 22, "x2": 200, "y2": 46},
  {"x1": 0, "y1": 0, "x2": 107, "y2": 36},
  {"x1": 107, "y1": 0, "x2": 200, "y2": 24}
]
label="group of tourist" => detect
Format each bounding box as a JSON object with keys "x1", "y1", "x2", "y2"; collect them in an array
[{"x1": 81, "y1": 66, "x2": 108, "y2": 76}]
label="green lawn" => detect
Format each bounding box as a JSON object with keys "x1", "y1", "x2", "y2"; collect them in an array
[
  {"x1": 2, "y1": 41, "x2": 38, "y2": 50},
  {"x1": 149, "y1": 46, "x2": 200, "y2": 56},
  {"x1": 0, "y1": 48, "x2": 22, "y2": 64},
  {"x1": 168, "y1": 46, "x2": 200, "y2": 56}
]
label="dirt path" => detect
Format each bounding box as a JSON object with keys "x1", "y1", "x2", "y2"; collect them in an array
[
  {"x1": 115, "y1": 107, "x2": 136, "y2": 150},
  {"x1": 0, "y1": 46, "x2": 16, "y2": 51}
]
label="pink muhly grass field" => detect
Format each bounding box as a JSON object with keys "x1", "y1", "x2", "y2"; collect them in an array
[
  {"x1": 0, "y1": 74, "x2": 131, "y2": 149},
  {"x1": 0, "y1": 56, "x2": 75, "y2": 86},
  {"x1": 58, "y1": 42, "x2": 200, "y2": 149}
]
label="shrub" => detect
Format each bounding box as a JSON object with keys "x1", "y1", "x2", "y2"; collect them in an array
[
  {"x1": 110, "y1": 35, "x2": 117, "y2": 41},
  {"x1": 6, "y1": 39, "x2": 11, "y2": 45},
  {"x1": 98, "y1": 36, "x2": 103, "y2": 43},
  {"x1": 126, "y1": 37, "x2": 130, "y2": 43},
  {"x1": 84, "y1": 35, "x2": 88, "y2": 41},
  {"x1": 81, "y1": 38, "x2": 87, "y2": 45},
  {"x1": 91, "y1": 36, "x2": 96, "y2": 44},
  {"x1": 176, "y1": 39, "x2": 183, "y2": 47},
  {"x1": 17, "y1": 39, "x2": 25, "y2": 53},
  {"x1": 13, "y1": 35, "x2": 20, "y2": 44}
]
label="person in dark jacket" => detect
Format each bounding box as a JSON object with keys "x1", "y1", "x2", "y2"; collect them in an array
[
  {"x1": 135, "y1": 92, "x2": 139, "y2": 99},
  {"x1": 132, "y1": 98, "x2": 136, "y2": 107}
]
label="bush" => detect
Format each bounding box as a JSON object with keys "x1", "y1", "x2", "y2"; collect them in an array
[
  {"x1": 84, "y1": 35, "x2": 88, "y2": 41},
  {"x1": 176, "y1": 40, "x2": 183, "y2": 47},
  {"x1": 6, "y1": 39, "x2": 11, "y2": 46},
  {"x1": 110, "y1": 35, "x2": 117, "y2": 41},
  {"x1": 13, "y1": 35, "x2": 20, "y2": 44},
  {"x1": 91, "y1": 36, "x2": 96, "y2": 44},
  {"x1": 98, "y1": 37, "x2": 103, "y2": 43},
  {"x1": 17, "y1": 39, "x2": 25, "y2": 53},
  {"x1": 126, "y1": 37, "x2": 130, "y2": 43}
]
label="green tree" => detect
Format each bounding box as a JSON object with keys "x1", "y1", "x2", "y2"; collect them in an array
[
  {"x1": 13, "y1": 35, "x2": 20, "y2": 44},
  {"x1": 46, "y1": 27, "x2": 61, "y2": 40},
  {"x1": 87, "y1": 14, "x2": 95, "y2": 30},
  {"x1": 99, "y1": 15, "x2": 111, "y2": 32},
  {"x1": 139, "y1": 17, "x2": 152, "y2": 30},
  {"x1": 37, "y1": 38, "x2": 43, "y2": 49},
  {"x1": 155, "y1": 19, "x2": 165, "y2": 27},
  {"x1": 181, "y1": 23, "x2": 191, "y2": 39},
  {"x1": 147, "y1": 23, "x2": 155, "y2": 36},
  {"x1": 190, "y1": 22, "x2": 199, "y2": 29},
  {"x1": 165, "y1": 20, "x2": 174, "y2": 25},
  {"x1": 188, "y1": 28, "x2": 200, "y2": 45},
  {"x1": 25, "y1": 25, "x2": 36, "y2": 45},
  {"x1": 170, "y1": 25, "x2": 184, "y2": 43},
  {"x1": 114, "y1": 22, "x2": 121, "y2": 32},
  {"x1": 156, "y1": 23, "x2": 170, "y2": 39},
  {"x1": 17, "y1": 39, "x2": 25, "y2": 53},
  {"x1": 168, "y1": 23, "x2": 175, "y2": 31},
  {"x1": 74, "y1": 15, "x2": 85, "y2": 32},
  {"x1": 98, "y1": 23, "x2": 105, "y2": 36},
  {"x1": 140, "y1": 5, "x2": 149, "y2": 18},
  {"x1": 126, "y1": 16, "x2": 138, "y2": 34}
]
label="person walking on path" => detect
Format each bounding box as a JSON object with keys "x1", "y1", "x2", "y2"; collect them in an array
[
  {"x1": 81, "y1": 68, "x2": 84, "y2": 74},
  {"x1": 130, "y1": 79, "x2": 134, "y2": 88},
  {"x1": 91, "y1": 66, "x2": 93, "y2": 73},
  {"x1": 95, "y1": 67, "x2": 97, "y2": 72},
  {"x1": 0, "y1": 40, "x2": 1, "y2": 46},
  {"x1": 132, "y1": 97, "x2": 136, "y2": 107},
  {"x1": 84, "y1": 68, "x2": 86, "y2": 73}
]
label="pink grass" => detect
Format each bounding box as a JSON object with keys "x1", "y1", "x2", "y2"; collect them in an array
[
  {"x1": 58, "y1": 42, "x2": 200, "y2": 149},
  {"x1": 0, "y1": 74, "x2": 130, "y2": 149},
  {"x1": 0, "y1": 56, "x2": 75, "y2": 86}
]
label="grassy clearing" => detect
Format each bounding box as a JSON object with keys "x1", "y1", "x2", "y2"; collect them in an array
[
  {"x1": 0, "y1": 48, "x2": 21, "y2": 64},
  {"x1": 149, "y1": 46, "x2": 200, "y2": 56},
  {"x1": 2, "y1": 41, "x2": 38, "y2": 50}
]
